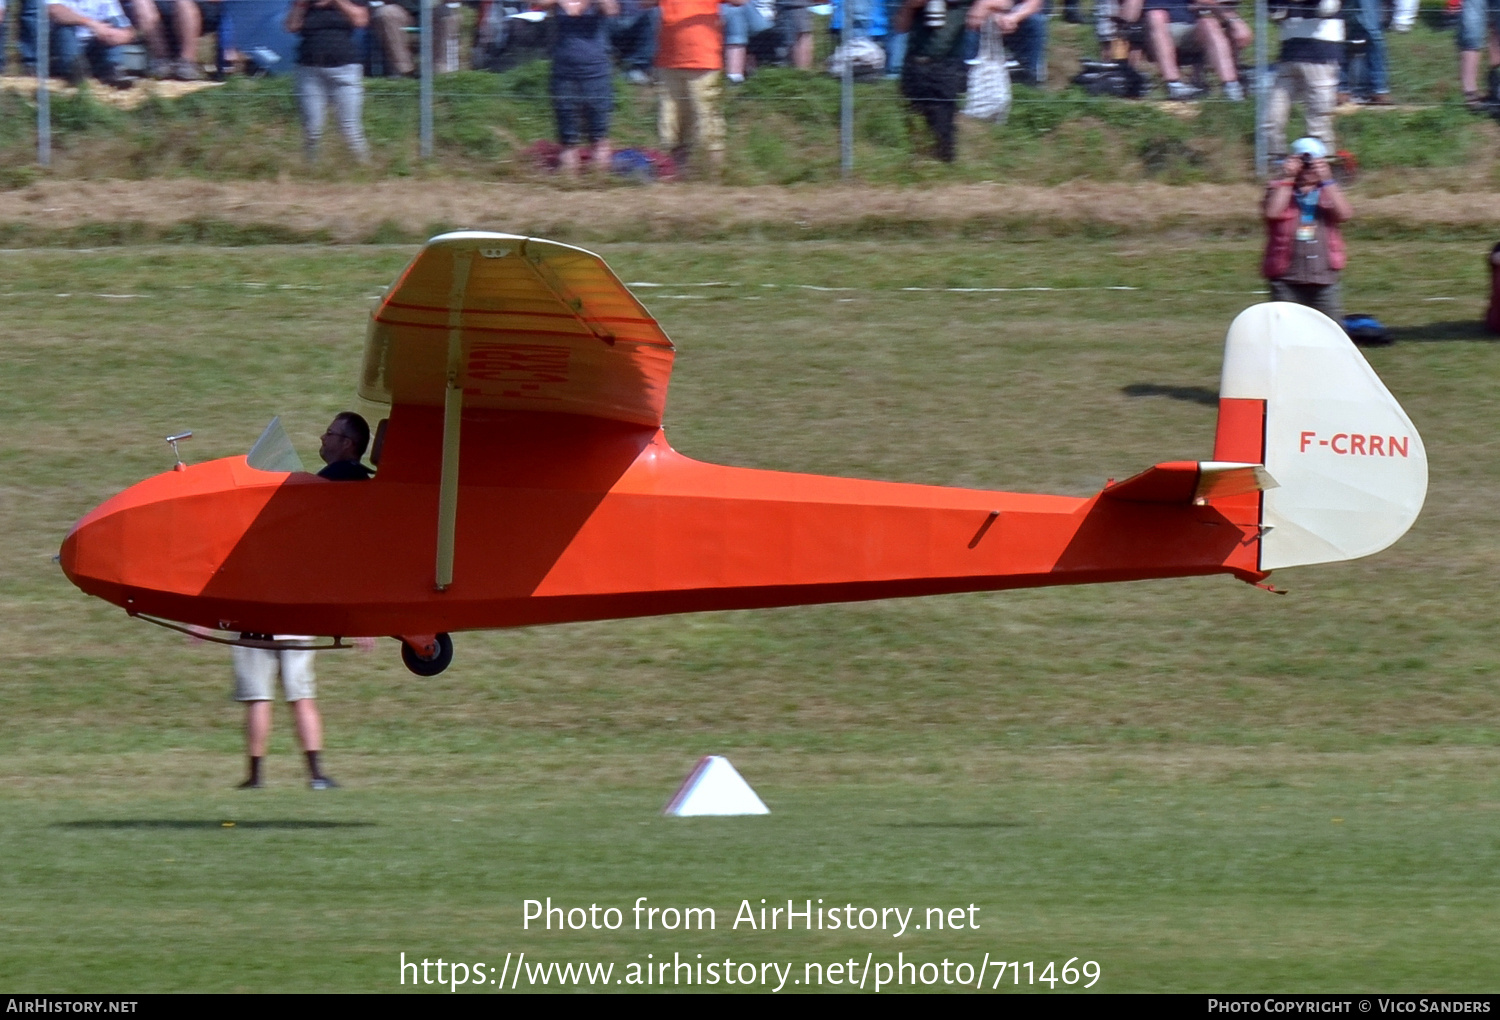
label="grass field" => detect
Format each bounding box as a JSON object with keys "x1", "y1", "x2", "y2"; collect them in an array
[{"x1": 1, "y1": 235, "x2": 1498, "y2": 992}]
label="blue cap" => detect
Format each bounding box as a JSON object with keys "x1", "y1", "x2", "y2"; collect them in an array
[{"x1": 1290, "y1": 137, "x2": 1328, "y2": 159}]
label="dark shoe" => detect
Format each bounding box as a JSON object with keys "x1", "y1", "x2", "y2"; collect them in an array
[
  {"x1": 309, "y1": 776, "x2": 339, "y2": 790},
  {"x1": 237, "y1": 777, "x2": 263, "y2": 789},
  {"x1": 1336, "y1": 91, "x2": 1353, "y2": 106},
  {"x1": 1365, "y1": 92, "x2": 1394, "y2": 106},
  {"x1": 101, "y1": 73, "x2": 135, "y2": 91},
  {"x1": 1465, "y1": 91, "x2": 1488, "y2": 112},
  {"x1": 173, "y1": 59, "x2": 203, "y2": 82}
]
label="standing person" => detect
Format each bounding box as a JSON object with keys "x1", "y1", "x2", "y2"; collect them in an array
[
  {"x1": 894, "y1": 0, "x2": 1006, "y2": 162},
  {"x1": 234, "y1": 414, "x2": 372, "y2": 790},
  {"x1": 233, "y1": 639, "x2": 331, "y2": 789},
  {"x1": 1457, "y1": 0, "x2": 1500, "y2": 110},
  {"x1": 1262, "y1": 137, "x2": 1353, "y2": 327},
  {"x1": 610, "y1": 0, "x2": 659, "y2": 83},
  {"x1": 722, "y1": 0, "x2": 771, "y2": 83},
  {"x1": 1340, "y1": 0, "x2": 1390, "y2": 103},
  {"x1": 640, "y1": 0, "x2": 747, "y2": 174},
  {"x1": 540, "y1": 0, "x2": 619, "y2": 175},
  {"x1": 776, "y1": 0, "x2": 814, "y2": 67},
  {"x1": 1262, "y1": 0, "x2": 1343, "y2": 160},
  {"x1": 285, "y1": 0, "x2": 371, "y2": 164}
]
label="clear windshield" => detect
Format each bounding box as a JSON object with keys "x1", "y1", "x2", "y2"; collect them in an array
[{"x1": 246, "y1": 416, "x2": 307, "y2": 473}]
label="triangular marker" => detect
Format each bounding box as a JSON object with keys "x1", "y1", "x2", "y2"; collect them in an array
[{"x1": 663, "y1": 756, "x2": 770, "y2": 817}]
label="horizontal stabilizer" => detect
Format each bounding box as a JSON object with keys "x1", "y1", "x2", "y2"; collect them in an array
[{"x1": 1103, "y1": 460, "x2": 1276, "y2": 504}]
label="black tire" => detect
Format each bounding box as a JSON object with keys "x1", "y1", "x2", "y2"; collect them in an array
[{"x1": 400, "y1": 633, "x2": 454, "y2": 677}]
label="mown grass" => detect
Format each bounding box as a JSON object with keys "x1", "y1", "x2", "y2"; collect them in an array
[
  {"x1": 2, "y1": 17, "x2": 1498, "y2": 188},
  {"x1": 1, "y1": 237, "x2": 1498, "y2": 991}
]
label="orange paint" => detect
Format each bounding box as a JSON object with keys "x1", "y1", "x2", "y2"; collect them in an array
[{"x1": 58, "y1": 234, "x2": 1271, "y2": 664}]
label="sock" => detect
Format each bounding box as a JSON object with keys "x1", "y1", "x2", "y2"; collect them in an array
[
  {"x1": 246, "y1": 756, "x2": 263, "y2": 784},
  {"x1": 305, "y1": 750, "x2": 324, "y2": 780}
]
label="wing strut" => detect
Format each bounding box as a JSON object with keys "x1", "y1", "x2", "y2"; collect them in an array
[
  {"x1": 519, "y1": 238, "x2": 617, "y2": 346},
  {"x1": 435, "y1": 252, "x2": 474, "y2": 591}
]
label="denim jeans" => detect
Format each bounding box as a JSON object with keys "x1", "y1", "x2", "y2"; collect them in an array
[
  {"x1": 884, "y1": 0, "x2": 905, "y2": 74},
  {"x1": 608, "y1": 7, "x2": 658, "y2": 72},
  {"x1": 20, "y1": 0, "x2": 125, "y2": 78},
  {"x1": 721, "y1": 1, "x2": 771, "y2": 46},
  {"x1": 1458, "y1": 0, "x2": 1500, "y2": 50},
  {"x1": 1341, "y1": 0, "x2": 1388, "y2": 95},
  {"x1": 21, "y1": 0, "x2": 128, "y2": 78},
  {"x1": 295, "y1": 63, "x2": 371, "y2": 162},
  {"x1": 1003, "y1": 11, "x2": 1048, "y2": 84}
]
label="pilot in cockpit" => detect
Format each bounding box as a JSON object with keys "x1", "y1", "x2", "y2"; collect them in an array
[{"x1": 317, "y1": 412, "x2": 375, "y2": 481}]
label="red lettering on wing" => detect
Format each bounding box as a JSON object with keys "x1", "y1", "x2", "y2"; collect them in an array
[{"x1": 467, "y1": 342, "x2": 571, "y2": 383}]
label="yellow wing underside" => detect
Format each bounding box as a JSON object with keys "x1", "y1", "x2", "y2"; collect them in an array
[{"x1": 359, "y1": 232, "x2": 676, "y2": 427}]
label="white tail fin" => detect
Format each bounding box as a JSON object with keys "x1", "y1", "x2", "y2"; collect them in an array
[{"x1": 1215, "y1": 303, "x2": 1427, "y2": 571}]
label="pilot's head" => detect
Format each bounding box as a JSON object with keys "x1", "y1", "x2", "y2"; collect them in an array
[{"x1": 320, "y1": 412, "x2": 370, "y2": 466}]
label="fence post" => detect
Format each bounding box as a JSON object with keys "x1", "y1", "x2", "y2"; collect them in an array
[
  {"x1": 420, "y1": 0, "x2": 434, "y2": 159},
  {"x1": 840, "y1": 0, "x2": 858, "y2": 178},
  {"x1": 1254, "y1": 0, "x2": 1268, "y2": 179},
  {"x1": 37, "y1": 4, "x2": 52, "y2": 167}
]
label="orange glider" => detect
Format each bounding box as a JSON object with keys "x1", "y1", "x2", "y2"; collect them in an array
[{"x1": 59, "y1": 234, "x2": 1428, "y2": 675}]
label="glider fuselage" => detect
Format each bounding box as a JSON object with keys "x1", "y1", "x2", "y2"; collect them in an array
[{"x1": 59, "y1": 405, "x2": 1263, "y2": 638}]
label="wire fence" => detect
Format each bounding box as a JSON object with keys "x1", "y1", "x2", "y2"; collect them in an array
[{"x1": 0, "y1": 0, "x2": 1488, "y2": 178}]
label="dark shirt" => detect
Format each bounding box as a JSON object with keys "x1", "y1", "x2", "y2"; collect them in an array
[
  {"x1": 1278, "y1": 0, "x2": 1343, "y2": 64},
  {"x1": 552, "y1": 6, "x2": 613, "y2": 78},
  {"x1": 318, "y1": 460, "x2": 375, "y2": 480},
  {"x1": 904, "y1": 0, "x2": 974, "y2": 63},
  {"x1": 297, "y1": 1, "x2": 368, "y2": 68}
]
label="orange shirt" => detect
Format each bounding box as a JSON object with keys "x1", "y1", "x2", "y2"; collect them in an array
[{"x1": 655, "y1": 0, "x2": 724, "y2": 70}]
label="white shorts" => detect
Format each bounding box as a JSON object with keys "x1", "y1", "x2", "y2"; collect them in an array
[{"x1": 232, "y1": 637, "x2": 317, "y2": 702}]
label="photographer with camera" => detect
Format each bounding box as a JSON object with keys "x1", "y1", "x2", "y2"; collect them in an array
[{"x1": 1262, "y1": 137, "x2": 1353, "y2": 327}]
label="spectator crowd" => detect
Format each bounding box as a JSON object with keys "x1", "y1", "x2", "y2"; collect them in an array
[{"x1": 1, "y1": 0, "x2": 1497, "y2": 169}]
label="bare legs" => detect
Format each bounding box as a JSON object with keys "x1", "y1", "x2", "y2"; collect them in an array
[{"x1": 244, "y1": 698, "x2": 323, "y2": 757}]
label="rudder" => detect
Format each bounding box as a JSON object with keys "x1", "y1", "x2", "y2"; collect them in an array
[{"x1": 1215, "y1": 303, "x2": 1426, "y2": 571}]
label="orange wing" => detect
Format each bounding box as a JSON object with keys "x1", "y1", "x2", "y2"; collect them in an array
[{"x1": 359, "y1": 232, "x2": 676, "y2": 427}]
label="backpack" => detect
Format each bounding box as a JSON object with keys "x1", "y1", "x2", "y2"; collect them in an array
[
  {"x1": 1072, "y1": 60, "x2": 1147, "y2": 99},
  {"x1": 1343, "y1": 314, "x2": 1392, "y2": 346}
]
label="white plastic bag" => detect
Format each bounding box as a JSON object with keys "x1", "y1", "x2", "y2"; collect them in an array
[
  {"x1": 826, "y1": 36, "x2": 887, "y2": 79},
  {"x1": 962, "y1": 20, "x2": 1011, "y2": 123}
]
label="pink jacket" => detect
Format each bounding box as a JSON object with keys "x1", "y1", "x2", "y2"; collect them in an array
[{"x1": 1262, "y1": 186, "x2": 1347, "y2": 280}]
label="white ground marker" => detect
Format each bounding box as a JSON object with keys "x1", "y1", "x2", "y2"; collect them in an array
[{"x1": 663, "y1": 756, "x2": 770, "y2": 817}]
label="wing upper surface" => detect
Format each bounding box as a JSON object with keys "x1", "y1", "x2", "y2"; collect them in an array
[{"x1": 360, "y1": 232, "x2": 675, "y2": 427}]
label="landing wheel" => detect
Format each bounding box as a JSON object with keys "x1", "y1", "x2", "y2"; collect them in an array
[{"x1": 400, "y1": 632, "x2": 454, "y2": 676}]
